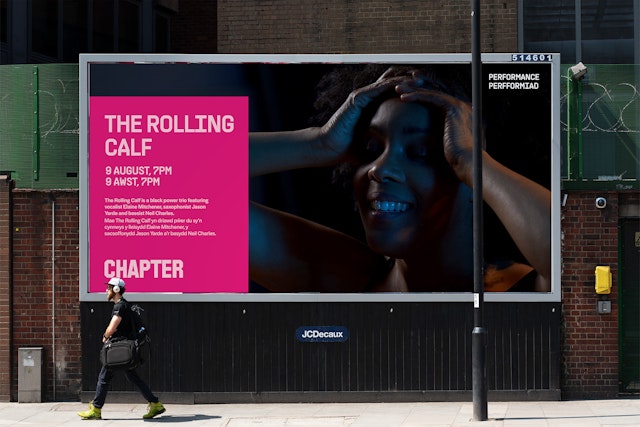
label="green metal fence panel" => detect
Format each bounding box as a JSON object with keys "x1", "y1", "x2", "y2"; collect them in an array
[
  {"x1": 0, "y1": 64, "x2": 79, "y2": 189},
  {"x1": 0, "y1": 65, "x2": 34, "y2": 187},
  {"x1": 564, "y1": 64, "x2": 640, "y2": 190},
  {"x1": 36, "y1": 64, "x2": 79, "y2": 189}
]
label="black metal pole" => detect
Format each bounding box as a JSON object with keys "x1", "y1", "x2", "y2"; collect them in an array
[{"x1": 471, "y1": 0, "x2": 488, "y2": 421}]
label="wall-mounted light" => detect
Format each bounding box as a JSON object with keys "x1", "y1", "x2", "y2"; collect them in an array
[{"x1": 569, "y1": 62, "x2": 587, "y2": 81}]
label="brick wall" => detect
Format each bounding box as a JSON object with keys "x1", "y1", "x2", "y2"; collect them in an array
[
  {"x1": 11, "y1": 190, "x2": 81, "y2": 401},
  {"x1": 217, "y1": 0, "x2": 517, "y2": 54},
  {"x1": 0, "y1": 176, "x2": 12, "y2": 401},
  {"x1": 170, "y1": 1, "x2": 218, "y2": 53},
  {"x1": 5, "y1": 185, "x2": 636, "y2": 401},
  {"x1": 561, "y1": 191, "x2": 625, "y2": 399}
]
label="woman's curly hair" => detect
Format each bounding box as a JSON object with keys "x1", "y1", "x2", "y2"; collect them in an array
[
  {"x1": 310, "y1": 63, "x2": 471, "y2": 191},
  {"x1": 311, "y1": 63, "x2": 470, "y2": 125}
]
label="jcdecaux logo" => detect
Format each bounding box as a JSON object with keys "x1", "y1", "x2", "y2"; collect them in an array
[{"x1": 295, "y1": 326, "x2": 350, "y2": 343}]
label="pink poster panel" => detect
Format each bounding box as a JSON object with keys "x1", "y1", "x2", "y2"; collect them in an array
[{"x1": 89, "y1": 96, "x2": 248, "y2": 293}]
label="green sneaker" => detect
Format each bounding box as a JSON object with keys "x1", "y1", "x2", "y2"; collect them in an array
[
  {"x1": 143, "y1": 401, "x2": 165, "y2": 419},
  {"x1": 77, "y1": 401, "x2": 102, "y2": 420}
]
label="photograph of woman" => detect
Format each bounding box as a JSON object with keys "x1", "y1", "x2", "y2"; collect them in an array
[{"x1": 249, "y1": 63, "x2": 551, "y2": 293}]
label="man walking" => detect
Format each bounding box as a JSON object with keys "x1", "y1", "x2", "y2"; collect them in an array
[{"x1": 78, "y1": 278, "x2": 165, "y2": 420}]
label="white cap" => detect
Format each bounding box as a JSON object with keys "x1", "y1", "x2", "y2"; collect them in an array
[{"x1": 105, "y1": 277, "x2": 125, "y2": 288}]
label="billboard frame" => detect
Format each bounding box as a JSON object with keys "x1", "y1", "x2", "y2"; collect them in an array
[{"x1": 79, "y1": 53, "x2": 561, "y2": 303}]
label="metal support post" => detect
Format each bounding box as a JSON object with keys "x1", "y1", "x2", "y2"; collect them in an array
[{"x1": 471, "y1": 0, "x2": 487, "y2": 421}]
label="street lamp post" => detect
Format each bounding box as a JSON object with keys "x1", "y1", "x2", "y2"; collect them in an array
[{"x1": 471, "y1": 0, "x2": 488, "y2": 421}]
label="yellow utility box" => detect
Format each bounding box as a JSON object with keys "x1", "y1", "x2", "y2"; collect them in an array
[{"x1": 595, "y1": 265, "x2": 612, "y2": 295}]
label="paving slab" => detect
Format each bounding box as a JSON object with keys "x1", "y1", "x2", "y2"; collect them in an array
[{"x1": 0, "y1": 399, "x2": 639, "y2": 426}]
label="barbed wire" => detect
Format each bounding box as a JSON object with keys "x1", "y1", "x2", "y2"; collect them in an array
[{"x1": 561, "y1": 74, "x2": 640, "y2": 134}]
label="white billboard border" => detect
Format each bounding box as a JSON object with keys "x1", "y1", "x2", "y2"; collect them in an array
[{"x1": 79, "y1": 53, "x2": 561, "y2": 303}]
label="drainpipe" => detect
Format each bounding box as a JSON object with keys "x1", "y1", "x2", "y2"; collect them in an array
[{"x1": 51, "y1": 197, "x2": 56, "y2": 401}]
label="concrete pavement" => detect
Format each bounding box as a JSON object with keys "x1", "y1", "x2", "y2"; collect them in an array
[{"x1": 2, "y1": 399, "x2": 640, "y2": 426}]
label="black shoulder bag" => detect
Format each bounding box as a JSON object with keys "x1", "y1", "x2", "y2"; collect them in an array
[{"x1": 100, "y1": 337, "x2": 140, "y2": 370}]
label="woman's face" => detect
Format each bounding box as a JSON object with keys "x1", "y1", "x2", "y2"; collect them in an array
[{"x1": 353, "y1": 97, "x2": 461, "y2": 258}]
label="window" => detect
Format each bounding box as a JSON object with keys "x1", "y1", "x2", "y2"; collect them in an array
[
  {"x1": 523, "y1": 0, "x2": 576, "y2": 64},
  {"x1": 155, "y1": 11, "x2": 170, "y2": 53},
  {"x1": 63, "y1": 0, "x2": 87, "y2": 62},
  {"x1": 1, "y1": 0, "x2": 7, "y2": 63},
  {"x1": 1, "y1": 0, "x2": 7, "y2": 43},
  {"x1": 581, "y1": 0, "x2": 633, "y2": 64},
  {"x1": 522, "y1": 0, "x2": 636, "y2": 64},
  {"x1": 6, "y1": 0, "x2": 171, "y2": 63},
  {"x1": 118, "y1": 0, "x2": 139, "y2": 52},
  {"x1": 93, "y1": 0, "x2": 114, "y2": 52},
  {"x1": 32, "y1": 0, "x2": 59, "y2": 60},
  {"x1": 31, "y1": 0, "x2": 89, "y2": 62}
]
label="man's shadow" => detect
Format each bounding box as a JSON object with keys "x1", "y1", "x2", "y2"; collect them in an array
[
  {"x1": 107, "y1": 414, "x2": 221, "y2": 422},
  {"x1": 143, "y1": 415, "x2": 221, "y2": 423}
]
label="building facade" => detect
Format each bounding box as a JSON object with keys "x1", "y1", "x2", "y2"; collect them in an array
[{"x1": 0, "y1": 0, "x2": 638, "y2": 401}]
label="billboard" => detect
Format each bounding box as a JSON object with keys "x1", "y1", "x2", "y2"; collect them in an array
[{"x1": 80, "y1": 54, "x2": 560, "y2": 302}]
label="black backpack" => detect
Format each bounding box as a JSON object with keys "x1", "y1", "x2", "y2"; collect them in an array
[{"x1": 129, "y1": 303, "x2": 150, "y2": 346}]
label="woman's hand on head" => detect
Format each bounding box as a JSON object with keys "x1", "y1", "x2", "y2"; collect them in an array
[
  {"x1": 395, "y1": 75, "x2": 476, "y2": 185},
  {"x1": 318, "y1": 72, "x2": 415, "y2": 163}
]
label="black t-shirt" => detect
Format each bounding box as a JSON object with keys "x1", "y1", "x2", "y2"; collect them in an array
[{"x1": 111, "y1": 298, "x2": 133, "y2": 340}]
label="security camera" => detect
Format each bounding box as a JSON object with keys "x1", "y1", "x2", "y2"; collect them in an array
[
  {"x1": 569, "y1": 62, "x2": 587, "y2": 80},
  {"x1": 595, "y1": 197, "x2": 607, "y2": 209}
]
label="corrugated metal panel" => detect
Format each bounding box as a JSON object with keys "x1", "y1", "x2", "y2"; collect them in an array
[
  {"x1": 619, "y1": 219, "x2": 640, "y2": 392},
  {"x1": 81, "y1": 302, "x2": 561, "y2": 398}
]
